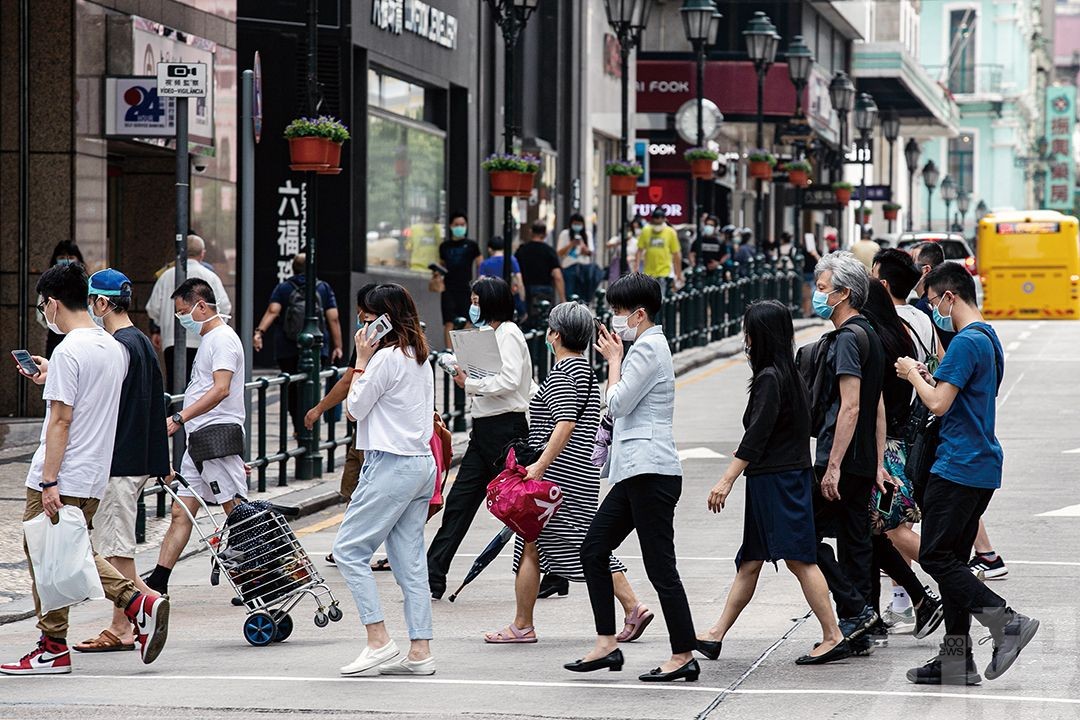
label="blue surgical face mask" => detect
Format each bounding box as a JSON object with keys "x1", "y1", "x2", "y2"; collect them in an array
[
  {"x1": 545, "y1": 332, "x2": 555, "y2": 356},
  {"x1": 702, "y1": 225, "x2": 716, "y2": 237},
  {"x1": 356, "y1": 314, "x2": 366, "y2": 330},
  {"x1": 451, "y1": 225, "x2": 467, "y2": 239},
  {"x1": 55, "y1": 258, "x2": 73, "y2": 266},
  {"x1": 176, "y1": 302, "x2": 216, "y2": 333},
  {"x1": 468, "y1": 304, "x2": 485, "y2": 326},
  {"x1": 571, "y1": 223, "x2": 584, "y2": 233},
  {"x1": 932, "y1": 295, "x2": 954, "y2": 332},
  {"x1": 87, "y1": 300, "x2": 111, "y2": 329},
  {"x1": 812, "y1": 289, "x2": 838, "y2": 320}
]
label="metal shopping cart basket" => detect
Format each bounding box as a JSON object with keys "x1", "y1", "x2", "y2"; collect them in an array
[{"x1": 158, "y1": 474, "x2": 343, "y2": 646}]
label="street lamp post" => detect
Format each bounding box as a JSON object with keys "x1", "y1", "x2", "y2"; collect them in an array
[
  {"x1": 880, "y1": 107, "x2": 900, "y2": 233},
  {"x1": 940, "y1": 175, "x2": 956, "y2": 234},
  {"x1": 487, "y1": 0, "x2": 540, "y2": 287},
  {"x1": 681, "y1": 0, "x2": 721, "y2": 273},
  {"x1": 975, "y1": 199, "x2": 989, "y2": 223},
  {"x1": 922, "y1": 159, "x2": 939, "y2": 231},
  {"x1": 1033, "y1": 167, "x2": 1048, "y2": 208},
  {"x1": 786, "y1": 35, "x2": 814, "y2": 253},
  {"x1": 904, "y1": 138, "x2": 920, "y2": 232},
  {"x1": 828, "y1": 72, "x2": 855, "y2": 248},
  {"x1": 853, "y1": 93, "x2": 878, "y2": 239},
  {"x1": 604, "y1": 0, "x2": 653, "y2": 275},
  {"x1": 744, "y1": 12, "x2": 780, "y2": 247},
  {"x1": 956, "y1": 190, "x2": 970, "y2": 234}
]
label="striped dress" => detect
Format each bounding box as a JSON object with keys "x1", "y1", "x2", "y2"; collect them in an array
[{"x1": 512, "y1": 355, "x2": 627, "y2": 581}]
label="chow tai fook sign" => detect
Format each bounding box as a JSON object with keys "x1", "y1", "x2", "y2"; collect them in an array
[
  {"x1": 634, "y1": 179, "x2": 689, "y2": 224},
  {"x1": 1045, "y1": 85, "x2": 1076, "y2": 212},
  {"x1": 371, "y1": 0, "x2": 458, "y2": 49},
  {"x1": 276, "y1": 179, "x2": 308, "y2": 284}
]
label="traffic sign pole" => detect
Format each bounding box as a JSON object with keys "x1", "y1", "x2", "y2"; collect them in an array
[{"x1": 172, "y1": 95, "x2": 189, "y2": 473}]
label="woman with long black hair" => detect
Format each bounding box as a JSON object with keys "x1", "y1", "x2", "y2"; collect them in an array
[{"x1": 695, "y1": 300, "x2": 848, "y2": 665}]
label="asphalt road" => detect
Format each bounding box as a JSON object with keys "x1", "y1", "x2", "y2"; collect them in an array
[{"x1": 0, "y1": 319, "x2": 1077, "y2": 720}]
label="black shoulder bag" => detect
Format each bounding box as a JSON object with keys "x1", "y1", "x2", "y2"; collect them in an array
[{"x1": 499, "y1": 363, "x2": 595, "y2": 469}]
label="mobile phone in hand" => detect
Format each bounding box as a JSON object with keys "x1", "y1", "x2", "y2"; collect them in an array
[
  {"x1": 366, "y1": 314, "x2": 393, "y2": 344},
  {"x1": 11, "y1": 350, "x2": 40, "y2": 377},
  {"x1": 877, "y1": 483, "x2": 896, "y2": 514}
]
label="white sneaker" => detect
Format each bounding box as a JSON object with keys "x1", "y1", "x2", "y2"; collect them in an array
[
  {"x1": 340, "y1": 640, "x2": 400, "y2": 676},
  {"x1": 378, "y1": 656, "x2": 436, "y2": 676},
  {"x1": 883, "y1": 607, "x2": 915, "y2": 632}
]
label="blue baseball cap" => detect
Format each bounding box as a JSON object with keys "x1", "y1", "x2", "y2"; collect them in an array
[{"x1": 88, "y1": 268, "x2": 132, "y2": 298}]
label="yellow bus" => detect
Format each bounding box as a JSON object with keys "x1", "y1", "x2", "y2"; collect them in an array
[{"x1": 977, "y1": 210, "x2": 1080, "y2": 319}]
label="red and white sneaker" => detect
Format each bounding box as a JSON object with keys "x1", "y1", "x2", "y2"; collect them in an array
[
  {"x1": 0, "y1": 636, "x2": 72, "y2": 675},
  {"x1": 124, "y1": 592, "x2": 170, "y2": 664}
]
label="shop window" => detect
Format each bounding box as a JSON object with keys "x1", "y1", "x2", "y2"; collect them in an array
[
  {"x1": 948, "y1": 133, "x2": 975, "y2": 196},
  {"x1": 368, "y1": 68, "x2": 427, "y2": 122},
  {"x1": 947, "y1": 10, "x2": 976, "y2": 94}
]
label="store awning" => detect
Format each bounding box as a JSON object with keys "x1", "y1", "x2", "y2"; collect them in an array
[{"x1": 851, "y1": 43, "x2": 959, "y2": 137}]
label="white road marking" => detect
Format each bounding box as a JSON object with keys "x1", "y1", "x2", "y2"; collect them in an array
[
  {"x1": 678, "y1": 447, "x2": 726, "y2": 460},
  {"x1": 38, "y1": 674, "x2": 1080, "y2": 706},
  {"x1": 1037, "y1": 504, "x2": 1080, "y2": 517},
  {"x1": 997, "y1": 371, "x2": 1025, "y2": 409},
  {"x1": 1018, "y1": 331, "x2": 1031, "y2": 341},
  {"x1": 1063, "y1": 447, "x2": 1080, "y2": 454},
  {"x1": 1006, "y1": 341, "x2": 1021, "y2": 352}
]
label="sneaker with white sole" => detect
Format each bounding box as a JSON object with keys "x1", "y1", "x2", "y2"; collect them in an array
[
  {"x1": 378, "y1": 656, "x2": 436, "y2": 676},
  {"x1": 883, "y1": 607, "x2": 915, "y2": 631},
  {"x1": 341, "y1": 640, "x2": 400, "y2": 676},
  {"x1": 968, "y1": 554, "x2": 1008, "y2": 580},
  {"x1": 325, "y1": 553, "x2": 336, "y2": 566},
  {"x1": 124, "y1": 592, "x2": 170, "y2": 664},
  {"x1": 0, "y1": 636, "x2": 71, "y2": 675}
]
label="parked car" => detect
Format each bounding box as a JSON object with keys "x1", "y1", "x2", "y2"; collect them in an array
[{"x1": 897, "y1": 232, "x2": 983, "y2": 306}]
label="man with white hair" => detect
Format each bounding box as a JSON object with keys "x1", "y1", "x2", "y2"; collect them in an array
[
  {"x1": 809, "y1": 251, "x2": 891, "y2": 655},
  {"x1": 146, "y1": 234, "x2": 232, "y2": 391}
]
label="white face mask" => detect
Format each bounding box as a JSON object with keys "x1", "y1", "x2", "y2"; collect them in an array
[
  {"x1": 610, "y1": 310, "x2": 640, "y2": 342},
  {"x1": 87, "y1": 299, "x2": 113, "y2": 329},
  {"x1": 45, "y1": 299, "x2": 63, "y2": 335}
]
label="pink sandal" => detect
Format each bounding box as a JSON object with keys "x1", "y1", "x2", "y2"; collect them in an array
[
  {"x1": 617, "y1": 604, "x2": 654, "y2": 643},
  {"x1": 484, "y1": 624, "x2": 538, "y2": 644}
]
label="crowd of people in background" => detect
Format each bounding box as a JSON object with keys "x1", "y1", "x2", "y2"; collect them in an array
[{"x1": 7, "y1": 225, "x2": 1037, "y2": 688}]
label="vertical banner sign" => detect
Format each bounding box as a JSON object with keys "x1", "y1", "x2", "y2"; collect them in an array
[
  {"x1": 1046, "y1": 85, "x2": 1076, "y2": 211},
  {"x1": 276, "y1": 179, "x2": 307, "y2": 283}
]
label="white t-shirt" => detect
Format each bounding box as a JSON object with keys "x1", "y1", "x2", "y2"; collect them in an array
[
  {"x1": 26, "y1": 327, "x2": 126, "y2": 499},
  {"x1": 146, "y1": 262, "x2": 232, "y2": 350},
  {"x1": 896, "y1": 303, "x2": 936, "y2": 362},
  {"x1": 347, "y1": 347, "x2": 434, "y2": 456},
  {"x1": 183, "y1": 324, "x2": 246, "y2": 434},
  {"x1": 556, "y1": 229, "x2": 595, "y2": 267}
]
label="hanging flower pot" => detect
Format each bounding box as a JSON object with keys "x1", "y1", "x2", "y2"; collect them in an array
[
  {"x1": 516, "y1": 155, "x2": 540, "y2": 197},
  {"x1": 605, "y1": 160, "x2": 644, "y2": 196},
  {"x1": 489, "y1": 171, "x2": 522, "y2": 197},
  {"x1": 287, "y1": 137, "x2": 329, "y2": 167},
  {"x1": 285, "y1": 116, "x2": 350, "y2": 173},
  {"x1": 883, "y1": 203, "x2": 901, "y2": 221},
  {"x1": 747, "y1": 151, "x2": 776, "y2": 181},
  {"x1": 684, "y1": 148, "x2": 719, "y2": 180},
  {"x1": 833, "y1": 182, "x2": 854, "y2": 206},
  {"x1": 783, "y1": 160, "x2": 811, "y2": 188}
]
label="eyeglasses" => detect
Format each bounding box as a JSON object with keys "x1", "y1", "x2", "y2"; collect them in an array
[
  {"x1": 927, "y1": 293, "x2": 948, "y2": 308},
  {"x1": 35, "y1": 300, "x2": 48, "y2": 317}
]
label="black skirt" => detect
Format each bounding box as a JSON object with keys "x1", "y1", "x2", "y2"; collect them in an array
[{"x1": 736, "y1": 468, "x2": 817, "y2": 568}]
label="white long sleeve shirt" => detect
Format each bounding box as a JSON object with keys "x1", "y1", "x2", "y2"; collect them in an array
[
  {"x1": 347, "y1": 346, "x2": 434, "y2": 456},
  {"x1": 464, "y1": 323, "x2": 534, "y2": 418},
  {"x1": 146, "y1": 262, "x2": 232, "y2": 350}
]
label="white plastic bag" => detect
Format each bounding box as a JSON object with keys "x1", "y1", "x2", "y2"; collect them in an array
[{"x1": 23, "y1": 506, "x2": 104, "y2": 613}]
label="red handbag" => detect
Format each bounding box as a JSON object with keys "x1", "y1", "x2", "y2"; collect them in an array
[{"x1": 485, "y1": 447, "x2": 563, "y2": 543}]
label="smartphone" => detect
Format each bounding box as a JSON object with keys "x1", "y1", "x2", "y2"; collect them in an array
[
  {"x1": 877, "y1": 483, "x2": 897, "y2": 514},
  {"x1": 366, "y1": 314, "x2": 393, "y2": 344},
  {"x1": 11, "y1": 349, "x2": 40, "y2": 377},
  {"x1": 428, "y1": 263, "x2": 448, "y2": 276}
]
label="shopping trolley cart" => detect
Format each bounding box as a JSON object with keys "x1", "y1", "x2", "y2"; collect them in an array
[{"x1": 158, "y1": 474, "x2": 343, "y2": 646}]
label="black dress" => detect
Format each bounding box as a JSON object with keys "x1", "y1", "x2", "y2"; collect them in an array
[{"x1": 732, "y1": 367, "x2": 816, "y2": 568}]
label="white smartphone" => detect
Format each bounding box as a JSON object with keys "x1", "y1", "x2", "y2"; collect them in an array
[
  {"x1": 11, "y1": 349, "x2": 40, "y2": 377},
  {"x1": 366, "y1": 314, "x2": 393, "y2": 344}
]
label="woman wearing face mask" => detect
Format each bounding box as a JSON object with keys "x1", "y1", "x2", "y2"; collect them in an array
[
  {"x1": 568, "y1": 273, "x2": 696, "y2": 682},
  {"x1": 40, "y1": 241, "x2": 86, "y2": 357},
  {"x1": 556, "y1": 213, "x2": 596, "y2": 302},
  {"x1": 426, "y1": 277, "x2": 533, "y2": 600},
  {"x1": 485, "y1": 302, "x2": 646, "y2": 645}
]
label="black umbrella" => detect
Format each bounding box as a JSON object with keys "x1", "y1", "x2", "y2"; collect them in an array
[{"x1": 447, "y1": 526, "x2": 515, "y2": 602}]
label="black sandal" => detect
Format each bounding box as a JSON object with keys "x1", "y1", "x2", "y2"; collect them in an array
[{"x1": 371, "y1": 558, "x2": 392, "y2": 572}]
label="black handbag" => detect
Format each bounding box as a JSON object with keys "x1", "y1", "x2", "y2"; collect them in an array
[
  {"x1": 187, "y1": 422, "x2": 245, "y2": 471},
  {"x1": 903, "y1": 400, "x2": 939, "y2": 507}
]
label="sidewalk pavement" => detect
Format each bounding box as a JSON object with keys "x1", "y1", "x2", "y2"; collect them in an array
[{"x1": 0, "y1": 319, "x2": 823, "y2": 625}]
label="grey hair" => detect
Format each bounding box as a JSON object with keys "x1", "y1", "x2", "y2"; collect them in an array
[
  {"x1": 546, "y1": 301, "x2": 595, "y2": 353},
  {"x1": 186, "y1": 234, "x2": 206, "y2": 257},
  {"x1": 814, "y1": 251, "x2": 869, "y2": 310}
]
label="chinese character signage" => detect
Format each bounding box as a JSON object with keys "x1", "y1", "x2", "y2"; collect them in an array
[
  {"x1": 371, "y1": 0, "x2": 458, "y2": 50},
  {"x1": 276, "y1": 180, "x2": 307, "y2": 284},
  {"x1": 156, "y1": 62, "x2": 208, "y2": 97},
  {"x1": 1045, "y1": 85, "x2": 1075, "y2": 211}
]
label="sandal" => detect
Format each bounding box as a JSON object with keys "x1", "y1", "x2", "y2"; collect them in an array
[
  {"x1": 617, "y1": 604, "x2": 655, "y2": 643},
  {"x1": 484, "y1": 624, "x2": 538, "y2": 644},
  {"x1": 73, "y1": 629, "x2": 135, "y2": 653},
  {"x1": 371, "y1": 558, "x2": 392, "y2": 572}
]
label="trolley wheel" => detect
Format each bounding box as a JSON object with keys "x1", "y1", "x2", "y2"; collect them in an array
[
  {"x1": 314, "y1": 611, "x2": 330, "y2": 628},
  {"x1": 272, "y1": 612, "x2": 294, "y2": 642},
  {"x1": 243, "y1": 611, "x2": 277, "y2": 646},
  {"x1": 327, "y1": 605, "x2": 343, "y2": 623}
]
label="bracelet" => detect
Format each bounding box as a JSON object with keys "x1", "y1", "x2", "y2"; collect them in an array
[
  {"x1": 906, "y1": 366, "x2": 919, "y2": 379},
  {"x1": 39, "y1": 481, "x2": 58, "y2": 489}
]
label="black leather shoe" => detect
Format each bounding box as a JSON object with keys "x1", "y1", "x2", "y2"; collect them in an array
[
  {"x1": 795, "y1": 640, "x2": 851, "y2": 665},
  {"x1": 564, "y1": 649, "x2": 624, "y2": 673},
  {"x1": 638, "y1": 659, "x2": 700, "y2": 682},
  {"x1": 695, "y1": 639, "x2": 722, "y2": 661},
  {"x1": 538, "y1": 574, "x2": 569, "y2": 599},
  {"x1": 429, "y1": 576, "x2": 446, "y2": 601}
]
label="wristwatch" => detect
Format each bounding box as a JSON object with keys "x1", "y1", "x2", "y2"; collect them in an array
[{"x1": 171, "y1": 412, "x2": 185, "y2": 425}]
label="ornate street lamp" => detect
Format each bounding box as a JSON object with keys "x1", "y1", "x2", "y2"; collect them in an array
[
  {"x1": 922, "y1": 159, "x2": 940, "y2": 230},
  {"x1": 975, "y1": 199, "x2": 989, "y2": 222},
  {"x1": 904, "y1": 138, "x2": 921, "y2": 232},
  {"x1": 829, "y1": 72, "x2": 856, "y2": 247},
  {"x1": 853, "y1": 93, "x2": 877, "y2": 235},
  {"x1": 744, "y1": 11, "x2": 780, "y2": 245},
  {"x1": 786, "y1": 35, "x2": 813, "y2": 117},
  {"x1": 605, "y1": 0, "x2": 653, "y2": 274},
  {"x1": 880, "y1": 108, "x2": 901, "y2": 232},
  {"x1": 940, "y1": 175, "x2": 956, "y2": 233},
  {"x1": 956, "y1": 190, "x2": 970, "y2": 233}
]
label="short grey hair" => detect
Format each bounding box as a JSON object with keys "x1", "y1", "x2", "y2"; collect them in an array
[
  {"x1": 814, "y1": 251, "x2": 869, "y2": 310},
  {"x1": 546, "y1": 302, "x2": 595, "y2": 353},
  {"x1": 186, "y1": 234, "x2": 206, "y2": 258}
]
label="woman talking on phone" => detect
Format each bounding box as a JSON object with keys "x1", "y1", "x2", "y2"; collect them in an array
[{"x1": 334, "y1": 284, "x2": 438, "y2": 677}]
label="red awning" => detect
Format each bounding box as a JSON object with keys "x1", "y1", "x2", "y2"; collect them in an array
[{"x1": 637, "y1": 60, "x2": 800, "y2": 118}]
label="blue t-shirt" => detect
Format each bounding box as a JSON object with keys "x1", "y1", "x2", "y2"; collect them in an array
[
  {"x1": 268, "y1": 275, "x2": 338, "y2": 359},
  {"x1": 478, "y1": 254, "x2": 520, "y2": 279},
  {"x1": 931, "y1": 322, "x2": 1004, "y2": 489}
]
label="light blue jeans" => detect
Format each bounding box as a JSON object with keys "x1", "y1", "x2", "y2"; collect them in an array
[{"x1": 333, "y1": 450, "x2": 436, "y2": 640}]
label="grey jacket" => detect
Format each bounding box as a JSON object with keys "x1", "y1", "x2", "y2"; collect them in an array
[{"x1": 604, "y1": 326, "x2": 683, "y2": 484}]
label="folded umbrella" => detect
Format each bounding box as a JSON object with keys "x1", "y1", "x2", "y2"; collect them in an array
[{"x1": 447, "y1": 526, "x2": 515, "y2": 603}]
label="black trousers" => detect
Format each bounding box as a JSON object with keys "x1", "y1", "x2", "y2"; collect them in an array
[
  {"x1": 919, "y1": 474, "x2": 1007, "y2": 638},
  {"x1": 813, "y1": 467, "x2": 875, "y2": 619},
  {"x1": 426, "y1": 412, "x2": 528, "y2": 590},
  {"x1": 580, "y1": 474, "x2": 696, "y2": 654},
  {"x1": 871, "y1": 533, "x2": 927, "y2": 617},
  {"x1": 163, "y1": 346, "x2": 198, "y2": 394}
]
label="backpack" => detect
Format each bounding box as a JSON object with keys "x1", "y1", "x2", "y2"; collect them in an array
[
  {"x1": 796, "y1": 322, "x2": 870, "y2": 438},
  {"x1": 282, "y1": 277, "x2": 325, "y2": 342}
]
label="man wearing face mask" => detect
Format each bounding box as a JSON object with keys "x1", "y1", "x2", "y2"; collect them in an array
[
  {"x1": 439, "y1": 212, "x2": 482, "y2": 347},
  {"x1": 690, "y1": 215, "x2": 724, "y2": 275},
  {"x1": 145, "y1": 279, "x2": 246, "y2": 596},
  {"x1": 635, "y1": 208, "x2": 684, "y2": 294}
]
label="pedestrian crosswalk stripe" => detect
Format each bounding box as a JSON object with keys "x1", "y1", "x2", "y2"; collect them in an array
[
  {"x1": 1037, "y1": 504, "x2": 1080, "y2": 517},
  {"x1": 678, "y1": 447, "x2": 726, "y2": 460}
]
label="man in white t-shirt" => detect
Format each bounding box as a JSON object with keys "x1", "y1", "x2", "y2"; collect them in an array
[
  {"x1": 146, "y1": 278, "x2": 247, "y2": 596},
  {"x1": 2, "y1": 264, "x2": 170, "y2": 675}
]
